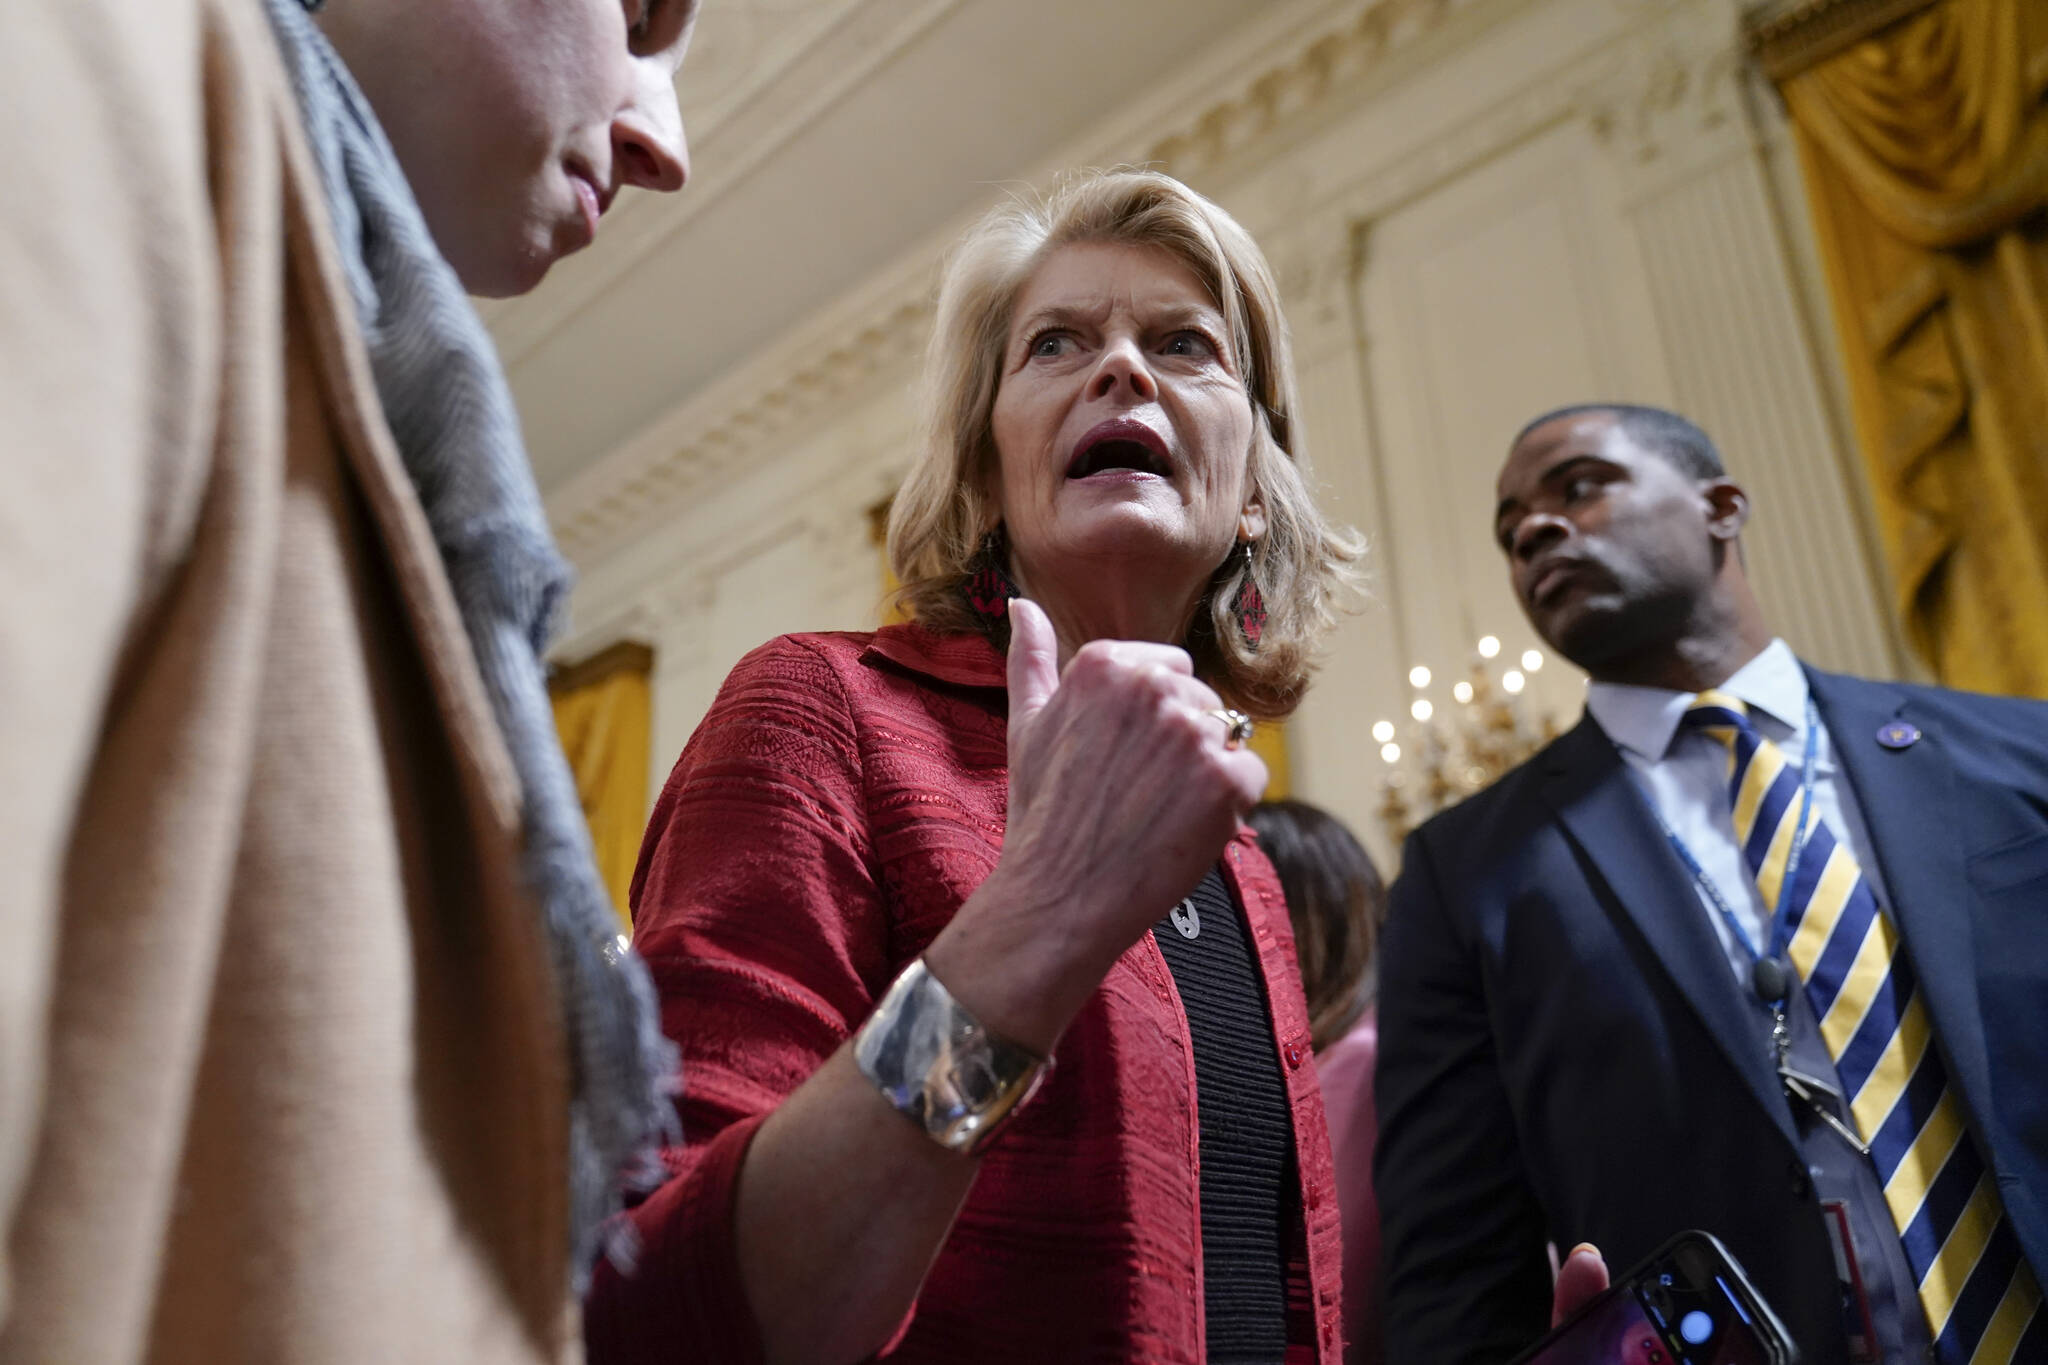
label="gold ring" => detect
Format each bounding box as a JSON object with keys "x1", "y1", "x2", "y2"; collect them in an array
[{"x1": 1208, "y1": 708, "x2": 1256, "y2": 750}]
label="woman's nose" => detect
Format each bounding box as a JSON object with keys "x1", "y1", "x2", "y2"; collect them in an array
[
  {"x1": 1089, "y1": 337, "x2": 1157, "y2": 401},
  {"x1": 614, "y1": 64, "x2": 690, "y2": 194}
]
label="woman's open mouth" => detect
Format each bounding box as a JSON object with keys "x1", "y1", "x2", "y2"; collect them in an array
[{"x1": 1066, "y1": 417, "x2": 1172, "y2": 480}]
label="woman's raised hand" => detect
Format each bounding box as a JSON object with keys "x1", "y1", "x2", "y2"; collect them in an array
[
  {"x1": 925, "y1": 598, "x2": 1267, "y2": 1053},
  {"x1": 1002, "y1": 598, "x2": 1266, "y2": 930}
]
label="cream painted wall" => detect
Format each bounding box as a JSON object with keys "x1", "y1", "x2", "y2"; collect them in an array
[{"x1": 545, "y1": 0, "x2": 1908, "y2": 868}]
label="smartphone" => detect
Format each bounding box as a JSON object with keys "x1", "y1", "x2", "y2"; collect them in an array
[{"x1": 1509, "y1": 1231, "x2": 1798, "y2": 1365}]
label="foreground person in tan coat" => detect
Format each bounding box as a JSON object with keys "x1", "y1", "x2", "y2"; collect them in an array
[{"x1": 0, "y1": 0, "x2": 697, "y2": 1359}]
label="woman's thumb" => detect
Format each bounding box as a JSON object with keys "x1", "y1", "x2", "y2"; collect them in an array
[{"x1": 1005, "y1": 598, "x2": 1060, "y2": 725}]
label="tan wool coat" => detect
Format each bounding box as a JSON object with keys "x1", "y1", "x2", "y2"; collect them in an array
[{"x1": 0, "y1": 1, "x2": 578, "y2": 1359}]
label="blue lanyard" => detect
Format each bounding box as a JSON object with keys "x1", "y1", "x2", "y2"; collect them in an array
[{"x1": 1655, "y1": 695, "x2": 1822, "y2": 970}]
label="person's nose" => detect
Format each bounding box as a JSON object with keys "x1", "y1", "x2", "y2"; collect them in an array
[
  {"x1": 613, "y1": 61, "x2": 689, "y2": 194},
  {"x1": 1088, "y1": 334, "x2": 1157, "y2": 403},
  {"x1": 1510, "y1": 509, "x2": 1570, "y2": 563}
]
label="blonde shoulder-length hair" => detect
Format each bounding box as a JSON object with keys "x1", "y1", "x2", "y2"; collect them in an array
[{"x1": 887, "y1": 169, "x2": 1364, "y2": 721}]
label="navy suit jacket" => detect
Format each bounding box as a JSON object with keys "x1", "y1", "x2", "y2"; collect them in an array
[{"x1": 1374, "y1": 667, "x2": 2048, "y2": 1364}]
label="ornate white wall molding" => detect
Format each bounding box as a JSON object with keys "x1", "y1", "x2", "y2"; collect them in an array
[
  {"x1": 482, "y1": 0, "x2": 967, "y2": 368},
  {"x1": 1570, "y1": 0, "x2": 1758, "y2": 201},
  {"x1": 546, "y1": 291, "x2": 929, "y2": 568},
  {"x1": 1262, "y1": 0, "x2": 1747, "y2": 237},
  {"x1": 1138, "y1": 0, "x2": 1521, "y2": 182},
  {"x1": 1270, "y1": 211, "x2": 1365, "y2": 349},
  {"x1": 1263, "y1": 209, "x2": 1417, "y2": 863}
]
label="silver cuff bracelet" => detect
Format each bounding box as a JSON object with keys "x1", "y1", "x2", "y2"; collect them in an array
[{"x1": 853, "y1": 958, "x2": 1050, "y2": 1155}]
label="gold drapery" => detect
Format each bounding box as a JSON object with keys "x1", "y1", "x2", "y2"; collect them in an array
[
  {"x1": 1758, "y1": 0, "x2": 2048, "y2": 693},
  {"x1": 550, "y1": 642, "x2": 655, "y2": 933}
]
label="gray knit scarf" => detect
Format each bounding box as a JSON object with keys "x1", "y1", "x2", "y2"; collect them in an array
[{"x1": 261, "y1": 0, "x2": 677, "y2": 1287}]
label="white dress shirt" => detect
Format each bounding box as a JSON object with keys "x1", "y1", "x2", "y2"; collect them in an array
[{"x1": 1585, "y1": 638, "x2": 1893, "y2": 982}]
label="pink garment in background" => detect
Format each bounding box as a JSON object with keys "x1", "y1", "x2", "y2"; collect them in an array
[{"x1": 1315, "y1": 1007, "x2": 1384, "y2": 1365}]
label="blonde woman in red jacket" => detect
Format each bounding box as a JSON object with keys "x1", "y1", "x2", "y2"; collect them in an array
[{"x1": 587, "y1": 171, "x2": 1608, "y2": 1365}]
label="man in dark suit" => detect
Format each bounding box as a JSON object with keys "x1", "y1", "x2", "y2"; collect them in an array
[{"x1": 1374, "y1": 404, "x2": 2048, "y2": 1364}]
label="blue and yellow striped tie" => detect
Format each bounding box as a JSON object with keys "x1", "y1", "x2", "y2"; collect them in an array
[{"x1": 1685, "y1": 691, "x2": 2044, "y2": 1361}]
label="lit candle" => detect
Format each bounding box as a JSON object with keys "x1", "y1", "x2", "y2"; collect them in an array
[
  {"x1": 1477, "y1": 636, "x2": 1501, "y2": 659},
  {"x1": 1502, "y1": 670, "x2": 1526, "y2": 695},
  {"x1": 1371, "y1": 719, "x2": 1395, "y2": 743},
  {"x1": 1453, "y1": 681, "x2": 1474, "y2": 704},
  {"x1": 1411, "y1": 698, "x2": 1434, "y2": 722},
  {"x1": 1380, "y1": 742, "x2": 1402, "y2": 764},
  {"x1": 1409, "y1": 665, "x2": 1432, "y2": 689},
  {"x1": 1522, "y1": 649, "x2": 1544, "y2": 672}
]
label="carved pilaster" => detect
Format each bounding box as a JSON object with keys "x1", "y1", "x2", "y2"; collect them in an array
[
  {"x1": 1267, "y1": 212, "x2": 1410, "y2": 866},
  {"x1": 1573, "y1": 0, "x2": 1755, "y2": 202},
  {"x1": 1575, "y1": 0, "x2": 1905, "y2": 677},
  {"x1": 1145, "y1": 0, "x2": 1524, "y2": 183},
  {"x1": 1272, "y1": 216, "x2": 1362, "y2": 357}
]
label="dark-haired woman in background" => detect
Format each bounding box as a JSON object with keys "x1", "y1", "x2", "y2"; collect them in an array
[{"x1": 1248, "y1": 799, "x2": 1388, "y2": 1365}]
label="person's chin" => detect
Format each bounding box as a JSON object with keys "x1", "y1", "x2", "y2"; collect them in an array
[
  {"x1": 464, "y1": 213, "x2": 582, "y2": 299},
  {"x1": 1057, "y1": 474, "x2": 1181, "y2": 520},
  {"x1": 1054, "y1": 515, "x2": 1225, "y2": 579},
  {"x1": 462, "y1": 239, "x2": 555, "y2": 299},
  {"x1": 1056, "y1": 490, "x2": 1179, "y2": 540},
  {"x1": 1546, "y1": 595, "x2": 1653, "y2": 673}
]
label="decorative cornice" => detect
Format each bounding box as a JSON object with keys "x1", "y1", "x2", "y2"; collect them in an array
[
  {"x1": 483, "y1": 0, "x2": 967, "y2": 368},
  {"x1": 1325, "y1": 75, "x2": 1577, "y2": 228},
  {"x1": 1268, "y1": 211, "x2": 1365, "y2": 342},
  {"x1": 1140, "y1": 0, "x2": 1503, "y2": 182},
  {"x1": 1301, "y1": 0, "x2": 1752, "y2": 218},
  {"x1": 1743, "y1": 0, "x2": 1936, "y2": 82},
  {"x1": 548, "y1": 292, "x2": 930, "y2": 565},
  {"x1": 1577, "y1": 5, "x2": 1750, "y2": 178}
]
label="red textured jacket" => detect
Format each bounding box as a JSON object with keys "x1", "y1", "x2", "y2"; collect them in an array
[{"x1": 585, "y1": 624, "x2": 1345, "y2": 1364}]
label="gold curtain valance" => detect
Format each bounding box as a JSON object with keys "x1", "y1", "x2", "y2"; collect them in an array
[{"x1": 1752, "y1": 0, "x2": 2048, "y2": 695}]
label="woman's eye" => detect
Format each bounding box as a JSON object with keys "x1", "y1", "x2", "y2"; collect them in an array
[
  {"x1": 1161, "y1": 331, "x2": 1213, "y2": 357},
  {"x1": 1028, "y1": 332, "x2": 1069, "y2": 358}
]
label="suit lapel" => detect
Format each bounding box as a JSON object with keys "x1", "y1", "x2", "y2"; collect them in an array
[
  {"x1": 1540, "y1": 718, "x2": 1798, "y2": 1150},
  {"x1": 1806, "y1": 669, "x2": 1995, "y2": 1136}
]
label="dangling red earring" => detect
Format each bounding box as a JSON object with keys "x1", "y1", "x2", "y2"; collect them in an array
[
  {"x1": 1233, "y1": 540, "x2": 1265, "y2": 648},
  {"x1": 963, "y1": 526, "x2": 1021, "y2": 642}
]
